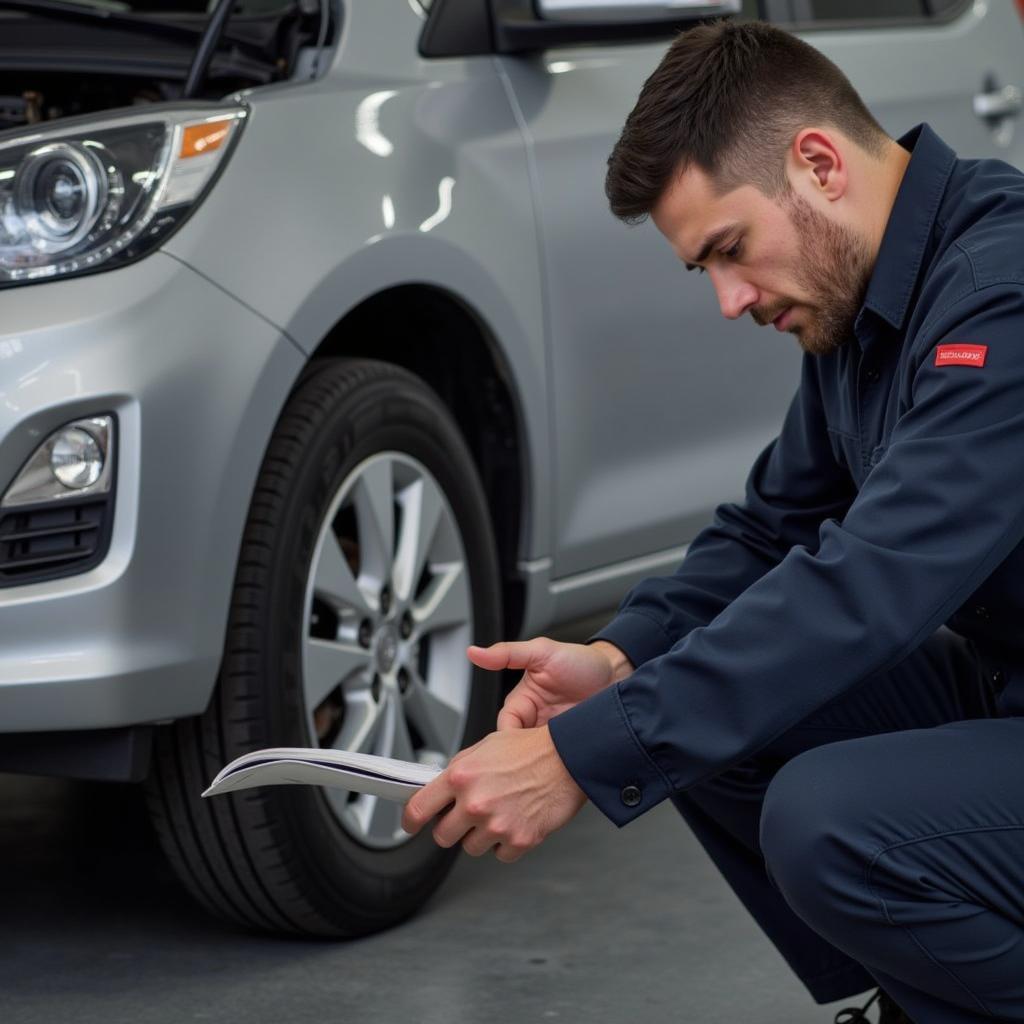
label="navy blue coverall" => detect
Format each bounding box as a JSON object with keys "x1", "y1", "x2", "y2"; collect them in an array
[{"x1": 548, "y1": 123, "x2": 1024, "y2": 1023}]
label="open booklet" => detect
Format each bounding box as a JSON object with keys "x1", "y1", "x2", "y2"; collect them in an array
[{"x1": 202, "y1": 747, "x2": 444, "y2": 803}]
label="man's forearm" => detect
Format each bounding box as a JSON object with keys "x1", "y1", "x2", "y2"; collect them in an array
[{"x1": 590, "y1": 640, "x2": 635, "y2": 683}]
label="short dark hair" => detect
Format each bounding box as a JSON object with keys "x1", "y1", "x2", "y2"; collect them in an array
[{"x1": 606, "y1": 19, "x2": 889, "y2": 224}]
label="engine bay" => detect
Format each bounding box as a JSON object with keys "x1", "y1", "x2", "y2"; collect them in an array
[{"x1": 0, "y1": 1, "x2": 328, "y2": 131}]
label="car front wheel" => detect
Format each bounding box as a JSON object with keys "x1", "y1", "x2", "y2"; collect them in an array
[{"x1": 146, "y1": 357, "x2": 503, "y2": 937}]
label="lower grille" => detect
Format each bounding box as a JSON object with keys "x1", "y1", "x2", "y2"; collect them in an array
[{"x1": 0, "y1": 497, "x2": 113, "y2": 585}]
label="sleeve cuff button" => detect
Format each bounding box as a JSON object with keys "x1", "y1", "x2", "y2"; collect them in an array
[{"x1": 620, "y1": 784, "x2": 642, "y2": 807}]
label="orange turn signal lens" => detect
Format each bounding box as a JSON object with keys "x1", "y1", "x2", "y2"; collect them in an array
[{"x1": 179, "y1": 121, "x2": 232, "y2": 159}]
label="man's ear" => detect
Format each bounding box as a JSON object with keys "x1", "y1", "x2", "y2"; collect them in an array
[{"x1": 788, "y1": 128, "x2": 847, "y2": 201}]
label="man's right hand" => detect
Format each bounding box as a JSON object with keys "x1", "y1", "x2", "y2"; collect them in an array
[{"x1": 466, "y1": 637, "x2": 635, "y2": 731}]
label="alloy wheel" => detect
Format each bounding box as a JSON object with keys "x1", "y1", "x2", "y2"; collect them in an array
[{"x1": 301, "y1": 451, "x2": 473, "y2": 849}]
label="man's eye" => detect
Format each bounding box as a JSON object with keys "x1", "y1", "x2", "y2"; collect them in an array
[{"x1": 722, "y1": 241, "x2": 742, "y2": 260}]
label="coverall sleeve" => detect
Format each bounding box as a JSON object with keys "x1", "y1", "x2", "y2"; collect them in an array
[
  {"x1": 550, "y1": 283, "x2": 1024, "y2": 825},
  {"x1": 589, "y1": 354, "x2": 857, "y2": 670}
]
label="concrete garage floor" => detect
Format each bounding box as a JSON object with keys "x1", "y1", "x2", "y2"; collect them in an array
[{"x1": 0, "y1": 613, "x2": 864, "y2": 1024}]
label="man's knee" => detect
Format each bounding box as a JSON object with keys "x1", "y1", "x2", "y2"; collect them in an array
[{"x1": 759, "y1": 742, "x2": 872, "y2": 931}]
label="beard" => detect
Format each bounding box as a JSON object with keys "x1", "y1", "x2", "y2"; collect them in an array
[{"x1": 752, "y1": 191, "x2": 875, "y2": 357}]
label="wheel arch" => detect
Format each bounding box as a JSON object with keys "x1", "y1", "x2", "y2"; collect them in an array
[{"x1": 296, "y1": 283, "x2": 531, "y2": 639}]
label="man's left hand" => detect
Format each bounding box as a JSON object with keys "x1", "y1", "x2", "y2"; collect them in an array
[{"x1": 401, "y1": 725, "x2": 587, "y2": 863}]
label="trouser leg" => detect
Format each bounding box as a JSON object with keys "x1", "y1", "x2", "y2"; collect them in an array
[
  {"x1": 669, "y1": 628, "x2": 998, "y2": 1004},
  {"x1": 760, "y1": 717, "x2": 1024, "y2": 1022},
  {"x1": 673, "y1": 784, "x2": 876, "y2": 1001}
]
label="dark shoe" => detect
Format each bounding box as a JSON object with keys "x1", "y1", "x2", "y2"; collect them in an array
[{"x1": 834, "y1": 986, "x2": 912, "y2": 1023}]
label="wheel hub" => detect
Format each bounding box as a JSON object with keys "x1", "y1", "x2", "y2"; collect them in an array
[{"x1": 374, "y1": 622, "x2": 400, "y2": 675}]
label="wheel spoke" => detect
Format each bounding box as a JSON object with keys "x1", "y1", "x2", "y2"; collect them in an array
[
  {"x1": 333, "y1": 690, "x2": 384, "y2": 755},
  {"x1": 412, "y1": 561, "x2": 470, "y2": 634},
  {"x1": 353, "y1": 458, "x2": 395, "y2": 586},
  {"x1": 303, "y1": 637, "x2": 373, "y2": 711},
  {"x1": 376, "y1": 691, "x2": 416, "y2": 762},
  {"x1": 313, "y1": 530, "x2": 371, "y2": 615},
  {"x1": 349, "y1": 791, "x2": 406, "y2": 846},
  {"x1": 392, "y1": 476, "x2": 444, "y2": 604},
  {"x1": 403, "y1": 673, "x2": 463, "y2": 755}
]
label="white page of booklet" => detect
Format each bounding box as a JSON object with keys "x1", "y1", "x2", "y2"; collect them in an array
[{"x1": 202, "y1": 746, "x2": 444, "y2": 803}]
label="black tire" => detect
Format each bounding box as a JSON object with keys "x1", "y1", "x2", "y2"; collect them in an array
[{"x1": 145, "y1": 357, "x2": 503, "y2": 937}]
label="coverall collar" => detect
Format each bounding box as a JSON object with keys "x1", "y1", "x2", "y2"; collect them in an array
[{"x1": 854, "y1": 122, "x2": 958, "y2": 352}]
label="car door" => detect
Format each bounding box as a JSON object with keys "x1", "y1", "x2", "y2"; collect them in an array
[
  {"x1": 499, "y1": 25, "x2": 799, "y2": 583},
  {"x1": 497, "y1": 0, "x2": 1023, "y2": 584},
  {"x1": 778, "y1": 1, "x2": 1024, "y2": 179}
]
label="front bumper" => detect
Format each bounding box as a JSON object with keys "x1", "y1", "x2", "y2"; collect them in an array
[{"x1": 0, "y1": 253, "x2": 305, "y2": 733}]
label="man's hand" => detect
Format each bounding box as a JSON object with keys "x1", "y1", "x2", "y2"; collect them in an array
[
  {"x1": 401, "y1": 725, "x2": 587, "y2": 863},
  {"x1": 467, "y1": 637, "x2": 635, "y2": 731}
]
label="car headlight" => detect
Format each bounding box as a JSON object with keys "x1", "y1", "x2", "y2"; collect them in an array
[{"x1": 0, "y1": 104, "x2": 247, "y2": 288}]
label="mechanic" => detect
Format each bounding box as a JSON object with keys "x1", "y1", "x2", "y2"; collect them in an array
[{"x1": 402, "y1": 20, "x2": 1024, "y2": 1024}]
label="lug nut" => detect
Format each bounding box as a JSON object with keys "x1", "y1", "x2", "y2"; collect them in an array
[
  {"x1": 397, "y1": 667, "x2": 410, "y2": 693},
  {"x1": 371, "y1": 674, "x2": 381, "y2": 702},
  {"x1": 400, "y1": 612, "x2": 412, "y2": 639},
  {"x1": 358, "y1": 619, "x2": 373, "y2": 648},
  {"x1": 380, "y1": 585, "x2": 391, "y2": 615}
]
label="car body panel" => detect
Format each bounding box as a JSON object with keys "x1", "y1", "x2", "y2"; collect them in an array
[
  {"x1": 162, "y1": 4, "x2": 553, "y2": 566},
  {"x1": 0, "y1": 254, "x2": 304, "y2": 730}
]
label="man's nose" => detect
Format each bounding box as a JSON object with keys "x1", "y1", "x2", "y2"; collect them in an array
[{"x1": 711, "y1": 271, "x2": 758, "y2": 320}]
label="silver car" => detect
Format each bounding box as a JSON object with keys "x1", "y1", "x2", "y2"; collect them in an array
[{"x1": 1, "y1": 0, "x2": 1021, "y2": 936}]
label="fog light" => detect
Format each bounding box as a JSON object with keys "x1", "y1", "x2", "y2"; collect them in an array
[
  {"x1": 2, "y1": 414, "x2": 114, "y2": 508},
  {"x1": 50, "y1": 426, "x2": 103, "y2": 488}
]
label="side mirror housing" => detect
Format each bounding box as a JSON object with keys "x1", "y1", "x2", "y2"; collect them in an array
[
  {"x1": 496, "y1": 0, "x2": 741, "y2": 52},
  {"x1": 419, "y1": 0, "x2": 740, "y2": 59},
  {"x1": 537, "y1": 0, "x2": 740, "y2": 22}
]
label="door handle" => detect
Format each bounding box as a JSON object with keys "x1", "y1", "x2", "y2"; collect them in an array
[{"x1": 973, "y1": 84, "x2": 1022, "y2": 121}]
